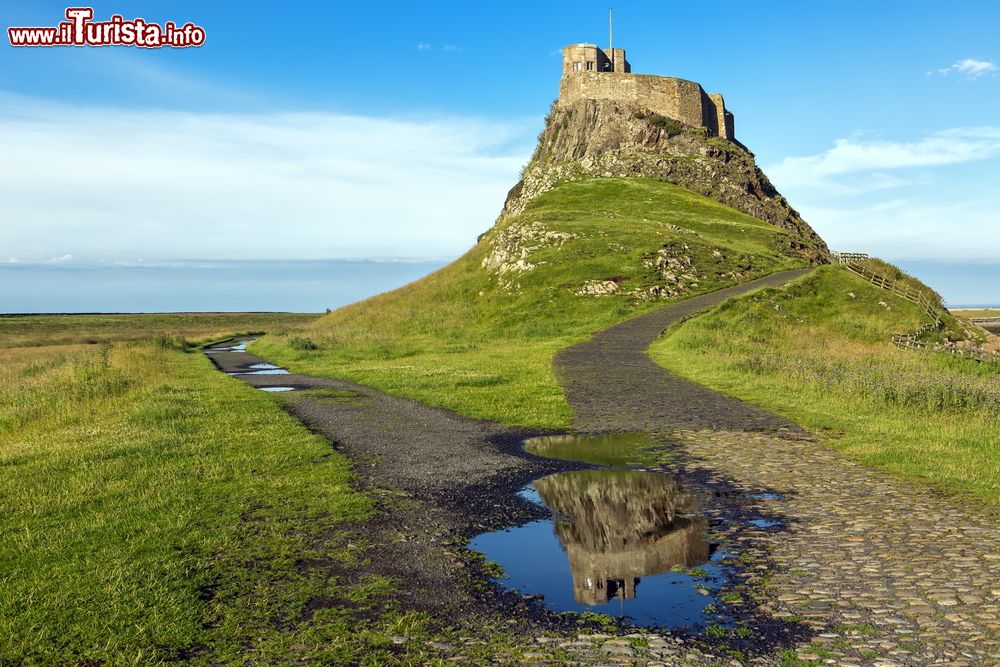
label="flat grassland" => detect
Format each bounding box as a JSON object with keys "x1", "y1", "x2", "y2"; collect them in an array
[
  {"x1": 0, "y1": 312, "x2": 320, "y2": 349},
  {"x1": 952, "y1": 308, "x2": 1000, "y2": 318},
  {"x1": 254, "y1": 178, "x2": 809, "y2": 428},
  {"x1": 0, "y1": 315, "x2": 447, "y2": 664},
  {"x1": 650, "y1": 266, "x2": 1000, "y2": 505}
]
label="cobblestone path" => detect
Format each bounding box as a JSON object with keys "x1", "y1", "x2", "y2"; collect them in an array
[{"x1": 677, "y1": 429, "x2": 1000, "y2": 667}]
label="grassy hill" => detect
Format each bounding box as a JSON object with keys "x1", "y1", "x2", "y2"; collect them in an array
[
  {"x1": 254, "y1": 177, "x2": 812, "y2": 427},
  {"x1": 649, "y1": 266, "x2": 999, "y2": 504}
]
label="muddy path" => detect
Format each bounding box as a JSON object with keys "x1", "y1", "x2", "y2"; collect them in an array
[
  {"x1": 197, "y1": 271, "x2": 825, "y2": 663},
  {"x1": 204, "y1": 341, "x2": 582, "y2": 628}
]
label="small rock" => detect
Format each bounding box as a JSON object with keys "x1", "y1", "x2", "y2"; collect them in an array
[
  {"x1": 428, "y1": 641, "x2": 456, "y2": 651},
  {"x1": 576, "y1": 280, "x2": 619, "y2": 296}
]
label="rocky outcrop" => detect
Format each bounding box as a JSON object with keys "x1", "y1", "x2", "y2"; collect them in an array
[
  {"x1": 479, "y1": 220, "x2": 575, "y2": 290},
  {"x1": 498, "y1": 99, "x2": 829, "y2": 263}
]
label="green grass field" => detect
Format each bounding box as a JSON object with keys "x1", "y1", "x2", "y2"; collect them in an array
[
  {"x1": 0, "y1": 318, "x2": 457, "y2": 664},
  {"x1": 253, "y1": 178, "x2": 811, "y2": 428},
  {"x1": 649, "y1": 266, "x2": 1000, "y2": 505},
  {"x1": 952, "y1": 308, "x2": 1000, "y2": 319}
]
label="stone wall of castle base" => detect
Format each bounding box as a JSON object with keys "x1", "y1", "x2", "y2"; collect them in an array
[{"x1": 558, "y1": 72, "x2": 732, "y2": 140}]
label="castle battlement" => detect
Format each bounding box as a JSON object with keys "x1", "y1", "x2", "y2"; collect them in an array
[{"x1": 558, "y1": 44, "x2": 735, "y2": 141}]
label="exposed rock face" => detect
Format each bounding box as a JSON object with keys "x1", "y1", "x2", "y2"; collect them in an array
[
  {"x1": 499, "y1": 99, "x2": 828, "y2": 263},
  {"x1": 480, "y1": 221, "x2": 575, "y2": 290}
]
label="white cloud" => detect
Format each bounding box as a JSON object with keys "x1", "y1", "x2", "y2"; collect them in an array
[
  {"x1": 415, "y1": 43, "x2": 462, "y2": 53},
  {"x1": 931, "y1": 58, "x2": 998, "y2": 79},
  {"x1": 767, "y1": 128, "x2": 1000, "y2": 189},
  {"x1": 798, "y1": 196, "x2": 1000, "y2": 260},
  {"x1": 48, "y1": 254, "x2": 73, "y2": 263},
  {"x1": 4, "y1": 257, "x2": 17, "y2": 264},
  {"x1": 766, "y1": 128, "x2": 1000, "y2": 261},
  {"x1": 0, "y1": 93, "x2": 534, "y2": 262}
]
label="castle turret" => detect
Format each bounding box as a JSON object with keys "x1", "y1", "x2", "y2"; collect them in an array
[
  {"x1": 561, "y1": 43, "x2": 630, "y2": 75},
  {"x1": 558, "y1": 43, "x2": 733, "y2": 141}
]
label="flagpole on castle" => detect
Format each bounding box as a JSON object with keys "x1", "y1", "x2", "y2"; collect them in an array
[{"x1": 609, "y1": 7, "x2": 613, "y2": 71}]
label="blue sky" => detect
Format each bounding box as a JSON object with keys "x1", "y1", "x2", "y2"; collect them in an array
[{"x1": 1, "y1": 1, "x2": 998, "y2": 274}]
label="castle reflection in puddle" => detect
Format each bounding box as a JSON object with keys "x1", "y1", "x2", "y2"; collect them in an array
[
  {"x1": 471, "y1": 468, "x2": 721, "y2": 628},
  {"x1": 536, "y1": 470, "x2": 709, "y2": 605}
]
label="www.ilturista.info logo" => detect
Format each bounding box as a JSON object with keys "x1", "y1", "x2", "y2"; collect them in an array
[{"x1": 8, "y1": 7, "x2": 206, "y2": 48}]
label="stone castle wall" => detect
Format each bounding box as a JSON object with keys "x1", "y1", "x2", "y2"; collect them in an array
[
  {"x1": 558, "y1": 44, "x2": 734, "y2": 140},
  {"x1": 561, "y1": 43, "x2": 630, "y2": 74}
]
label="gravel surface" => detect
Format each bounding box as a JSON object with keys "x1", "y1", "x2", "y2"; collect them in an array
[{"x1": 205, "y1": 343, "x2": 589, "y2": 629}]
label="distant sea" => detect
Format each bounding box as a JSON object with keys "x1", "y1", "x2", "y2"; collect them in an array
[
  {"x1": 0, "y1": 259, "x2": 995, "y2": 314},
  {"x1": 0, "y1": 260, "x2": 447, "y2": 314}
]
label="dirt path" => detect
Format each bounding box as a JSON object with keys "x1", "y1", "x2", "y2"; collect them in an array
[
  {"x1": 204, "y1": 344, "x2": 573, "y2": 624},
  {"x1": 554, "y1": 270, "x2": 1000, "y2": 666},
  {"x1": 555, "y1": 269, "x2": 812, "y2": 433}
]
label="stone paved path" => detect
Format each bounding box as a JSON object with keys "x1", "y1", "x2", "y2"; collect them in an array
[
  {"x1": 554, "y1": 273, "x2": 1000, "y2": 667},
  {"x1": 679, "y1": 430, "x2": 1000, "y2": 667}
]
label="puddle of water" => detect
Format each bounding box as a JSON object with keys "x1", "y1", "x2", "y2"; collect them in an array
[
  {"x1": 750, "y1": 492, "x2": 784, "y2": 501},
  {"x1": 524, "y1": 432, "x2": 669, "y2": 468},
  {"x1": 517, "y1": 486, "x2": 543, "y2": 506},
  {"x1": 259, "y1": 386, "x2": 298, "y2": 393},
  {"x1": 249, "y1": 363, "x2": 281, "y2": 370},
  {"x1": 746, "y1": 518, "x2": 782, "y2": 529},
  {"x1": 207, "y1": 342, "x2": 248, "y2": 353},
  {"x1": 228, "y1": 369, "x2": 290, "y2": 375},
  {"x1": 470, "y1": 469, "x2": 725, "y2": 629}
]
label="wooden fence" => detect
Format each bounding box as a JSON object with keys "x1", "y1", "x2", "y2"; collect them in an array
[
  {"x1": 891, "y1": 334, "x2": 1000, "y2": 364},
  {"x1": 834, "y1": 251, "x2": 999, "y2": 364},
  {"x1": 833, "y1": 252, "x2": 943, "y2": 324}
]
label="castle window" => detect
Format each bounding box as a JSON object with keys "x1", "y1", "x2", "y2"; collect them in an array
[
  {"x1": 586, "y1": 61, "x2": 595, "y2": 71},
  {"x1": 573, "y1": 61, "x2": 583, "y2": 71}
]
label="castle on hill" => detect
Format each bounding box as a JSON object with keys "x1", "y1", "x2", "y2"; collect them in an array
[{"x1": 559, "y1": 43, "x2": 735, "y2": 142}]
